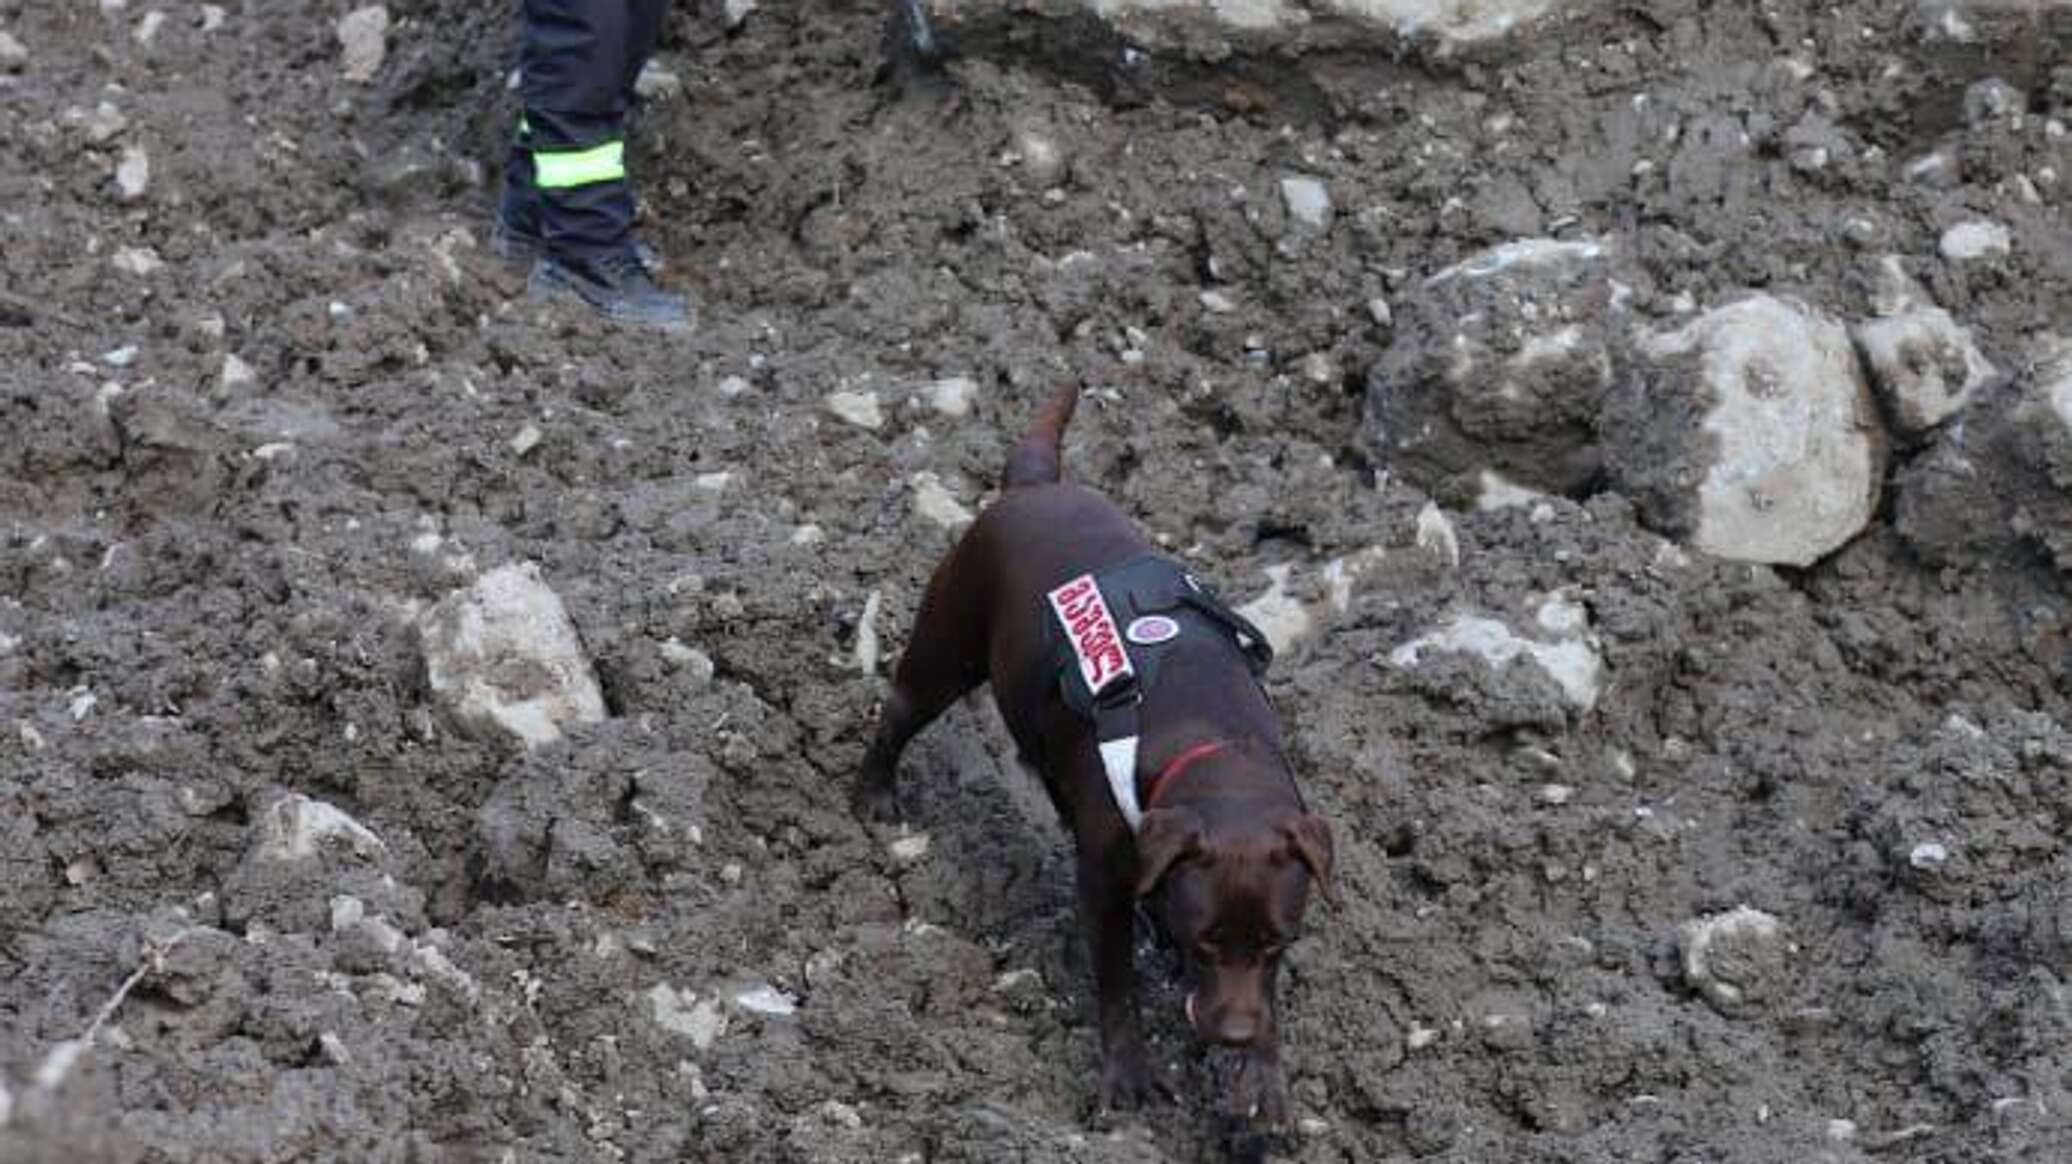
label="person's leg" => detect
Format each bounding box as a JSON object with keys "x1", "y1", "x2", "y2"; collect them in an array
[
  {"x1": 513, "y1": 0, "x2": 690, "y2": 330},
  {"x1": 520, "y1": 0, "x2": 637, "y2": 262}
]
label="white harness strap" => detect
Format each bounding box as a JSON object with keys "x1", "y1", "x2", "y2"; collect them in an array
[{"x1": 1098, "y1": 736, "x2": 1144, "y2": 830}]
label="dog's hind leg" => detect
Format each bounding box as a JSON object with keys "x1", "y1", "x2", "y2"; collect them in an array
[{"x1": 853, "y1": 536, "x2": 991, "y2": 822}]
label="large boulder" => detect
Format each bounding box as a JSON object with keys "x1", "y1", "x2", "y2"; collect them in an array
[
  {"x1": 1606, "y1": 295, "x2": 1886, "y2": 567},
  {"x1": 910, "y1": 0, "x2": 1596, "y2": 64},
  {"x1": 418, "y1": 563, "x2": 607, "y2": 749},
  {"x1": 1365, "y1": 237, "x2": 1622, "y2": 509}
]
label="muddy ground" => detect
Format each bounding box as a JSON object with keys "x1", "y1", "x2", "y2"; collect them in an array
[{"x1": 2, "y1": 0, "x2": 2070, "y2": 1161}]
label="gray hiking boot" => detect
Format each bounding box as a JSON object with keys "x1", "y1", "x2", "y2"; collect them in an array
[{"x1": 527, "y1": 248, "x2": 693, "y2": 334}]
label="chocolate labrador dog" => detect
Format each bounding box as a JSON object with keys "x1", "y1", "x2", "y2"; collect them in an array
[{"x1": 854, "y1": 381, "x2": 1333, "y2": 1125}]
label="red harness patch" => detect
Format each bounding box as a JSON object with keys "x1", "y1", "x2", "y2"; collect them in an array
[{"x1": 1047, "y1": 573, "x2": 1135, "y2": 696}]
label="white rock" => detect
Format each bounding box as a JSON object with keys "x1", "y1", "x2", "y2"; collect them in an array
[
  {"x1": 509, "y1": 423, "x2": 544, "y2": 457},
  {"x1": 81, "y1": 102, "x2": 128, "y2": 144},
  {"x1": 113, "y1": 144, "x2": 148, "y2": 201},
  {"x1": 220, "y1": 353, "x2": 257, "y2": 393},
  {"x1": 733, "y1": 984, "x2": 797, "y2": 1016},
  {"x1": 111, "y1": 246, "x2": 163, "y2": 276},
  {"x1": 1853, "y1": 304, "x2": 1994, "y2": 435},
  {"x1": 1678, "y1": 905, "x2": 1785, "y2": 1012},
  {"x1": 1429, "y1": 236, "x2": 1607, "y2": 283},
  {"x1": 716, "y1": 375, "x2": 752, "y2": 398},
  {"x1": 649, "y1": 984, "x2": 726, "y2": 1049},
  {"x1": 1389, "y1": 596, "x2": 1602, "y2": 711},
  {"x1": 634, "y1": 60, "x2": 682, "y2": 100},
  {"x1": 1367, "y1": 297, "x2": 1393, "y2": 328},
  {"x1": 723, "y1": 0, "x2": 758, "y2": 29},
  {"x1": 199, "y1": 6, "x2": 227, "y2": 33},
  {"x1": 102, "y1": 345, "x2": 138, "y2": 368},
  {"x1": 825, "y1": 390, "x2": 883, "y2": 429},
  {"x1": 1237, "y1": 564, "x2": 1312, "y2": 655},
  {"x1": 418, "y1": 562, "x2": 608, "y2": 749},
  {"x1": 923, "y1": 375, "x2": 979, "y2": 418},
  {"x1": 888, "y1": 833, "x2": 932, "y2": 863},
  {"x1": 1415, "y1": 501, "x2": 1460, "y2": 565},
  {"x1": 337, "y1": 6, "x2": 389, "y2": 83},
  {"x1": 257, "y1": 794, "x2": 389, "y2": 863},
  {"x1": 1280, "y1": 175, "x2": 1332, "y2": 231},
  {"x1": 853, "y1": 588, "x2": 882, "y2": 674},
  {"x1": 911, "y1": 472, "x2": 973, "y2": 530},
  {"x1": 1475, "y1": 470, "x2": 1548, "y2": 511},
  {"x1": 134, "y1": 10, "x2": 165, "y2": 45},
  {"x1": 1631, "y1": 295, "x2": 1882, "y2": 567},
  {"x1": 1939, "y1": 220, "x2": 2011, "y2": 262},
  {"x1": 1908, "y1": 841, "x2": 1949, "y2": 869},
  {"x1": 0, "y1": 30, "x2": 27, "y2": 71},
  {"x1": 659, "y1": 638, "x2": 715, "y2": 686},
  {"x1": 1199, "y1": 290, "x2": 1237, "y2": 313},
  {"x1": 1012, "y1": 126, "x2": 1066, "y2": 187}
]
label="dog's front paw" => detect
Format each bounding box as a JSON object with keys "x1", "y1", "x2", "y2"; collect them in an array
[
  {"x1": 1230, "y1": 1050, "x2": 1289, "y2": 1128},
  {"x1": 1096, "y1": 1037, "x2": 1172, "y2": 1113},
  {"x1": 850, "y1": 761, "x2": 899, "y2": 824}
]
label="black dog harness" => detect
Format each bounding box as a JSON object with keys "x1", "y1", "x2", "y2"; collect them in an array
[{"x1": 1042, "y1": 555, "x2": 1273, "y2": 829}]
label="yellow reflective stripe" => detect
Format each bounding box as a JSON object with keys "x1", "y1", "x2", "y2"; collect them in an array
[{"x1": 533, "y1": 140, "x2": 625, "y2": 188}]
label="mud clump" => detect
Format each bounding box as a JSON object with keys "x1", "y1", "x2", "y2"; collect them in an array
[{"x1": 1, "y1": 0, "x2": 2069, "y2": 1161}]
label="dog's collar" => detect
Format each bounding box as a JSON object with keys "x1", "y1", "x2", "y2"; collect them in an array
[{"x1": 1140, "y1": 740, "x2": 1227, "y2": 813}]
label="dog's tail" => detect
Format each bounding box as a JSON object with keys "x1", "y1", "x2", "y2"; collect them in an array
[{"x1": 1001, "y1": 381, "x2": 1081, "y2": 490}]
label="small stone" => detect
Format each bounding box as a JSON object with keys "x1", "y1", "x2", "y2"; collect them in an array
[
  {"x1": 0, "y1": 30, "x2": 27, "y2": 71},
  {"x1": 1301, "y1": 352, "x2": 1339, "y2": 385},
  {"x1": 633, "y1": 60, "x2": 682, "y2": 101},
  {"x1": 923, "y1": 375, "x2": 978, "y2": 418},
  {"x1": 102, "y1": 345, "x2": 139, "y2": 368},
  {"x1": 114, "y1": 146, "x2": 149, "y2": 201},
  {"x1": 790, "y1": 524, "x2": 825, "y2": 546},
  {"x1": 720, "y1": 862, "x2": 743, "y2": 884},
  {"x1": 199, "y1": 5, "x2": 227, "y2": 32},
  {"x1": 220, "y1": 353, "x2": 257, "y2": 392},
  {"x1": 337, "y1": 6, "x2": 389, "y2": 84},
  {"x1": 1940, "y1": 220, "x2": 2011, "y2": 262},
  {"x1": 659, "y1": 639, "x2": 715, "y2": 686},
  {"x1": 1908, "y1": 841, "x2": 1949, "y2": 869},
  {"x1": 1366, "y1": 297, "x2": 1393, "y2": 328},
  {"x1": 1414, "y1": 501, "x2": 1461, "y2": 567},
  {"x1": 716, "y1": 374, "x2": 752, "y2": 398},
  {"x1": 818, "y1": 1100, "x2": 864, "y2": 1130},
  {"x1": 1679, "y1": 906, "x2": 1786, "y2": 1014},
  {"x1": 911, "y1": 472, "x2": 973, "y2": 530},
  {"x1": 509, "y1": 423, "x2": 543, "y2": 457},
  {"x1": 649, "y1": 984, "x2": 726, "y2": 1050},
  {"x1": 1537, "y1": 784, "x2": 1575, "y2": 805},
  {"x1": 1827, "y1": 1119, "x2": 1857, "y2": 1142},
  {"x1": 723, "y1": 0, "x2": 757, "y2": 29},
  {"x1": 257, "y1": 794, "x2": 388, "y2": 863},
  {"x1": 1280, "y1": 175, "x2": 1332, "y2": 231},
  {"x1": 1963, "y1": 78, "x2": 2021, "y2": 126},
  {"x1": 732, "y1": 984, "x2": 797, "y2": 1017},
  {"x1": 1012, "y1": 126, "x2": 1066, "y2": 188},
  {"x1": 824, "y1": 390, "x2": 883, "y2": 429},
  {"x1": 1199, "y1": 290, "x2": 1236, "y2": 313},
  {"x1": 134, "y1": 10, "x2": 165, "y2": 45},
  {"x1": 82, "y1": 102, "x2": 129, "y2": 144},
  {"x1": 888, "y1": 833, "x2": 931, "y2": 863}
]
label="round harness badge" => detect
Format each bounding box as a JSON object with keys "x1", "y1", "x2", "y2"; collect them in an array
[{"x1": 1125, "y1": 615, "x2": 1181, "y2": 646}]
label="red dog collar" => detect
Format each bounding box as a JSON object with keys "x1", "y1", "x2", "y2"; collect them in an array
[{"x1": 1141, "y1": 741, "x2": 1227, "y2": 810}]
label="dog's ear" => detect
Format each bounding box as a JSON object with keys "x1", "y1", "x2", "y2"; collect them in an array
[
  {"x1": 1134, "y1": 808, "x2": 1203, "y2": 897},
  {"x1": 1283, "y1": 814, "x2": 1335, "y2": 902}
]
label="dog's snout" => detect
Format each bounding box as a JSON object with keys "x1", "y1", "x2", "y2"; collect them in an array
[{"x1": 1206, "y1": 1007, "x2": 1262, "y2": 1047}]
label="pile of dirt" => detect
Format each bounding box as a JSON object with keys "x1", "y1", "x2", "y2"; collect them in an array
[{"x1": 1, "y1": 0, "x2": 2067, "y2": 1161}]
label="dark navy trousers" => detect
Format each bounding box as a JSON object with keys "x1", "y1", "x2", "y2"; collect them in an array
[{"x1": 504, "y1": 0, "x2": 671, "y2": 259}]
